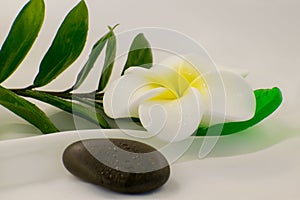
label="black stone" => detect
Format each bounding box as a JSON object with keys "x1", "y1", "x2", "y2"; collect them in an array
[{"x1": 62, "y1": 138, "x2": 170, "y2": 194}]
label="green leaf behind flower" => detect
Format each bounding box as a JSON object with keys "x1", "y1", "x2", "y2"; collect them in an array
[
  {"x1": 0, "y1": 0, "x2": 45, "y2": 83},
  {"x1": 122, "y1": 33, "x2": 153, "y2": 74},
  {"x1": 196, "y1": 87, "x2": 283, "y2": 136},
  {"x1": 33, "y1": 0, "x2": 88, "y2": 87},
  {"x1": 0, "y1": 86, "x2": 58, "y2": 134}
]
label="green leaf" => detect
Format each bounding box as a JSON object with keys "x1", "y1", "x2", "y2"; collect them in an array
[
  {"x1": 17, "y1": 90, "x2": 110, "y2": 129},
  {"x1": 122, "y1": 33, "x2": 153, "y2": 75},
  {"x1": 98, "y1": 29, "x2": 117, "y2": 91},
  {"x1": 0, "y1": 0, "x2": 45, "y2": 83},
  {"x1": 196, "y1": 87, "x2": 283, "y2": 136},
  {"x1": 0, "y1": 86, "x2": 58, "y2": 134},
  {"x1": 72, "y1": 27, "x2": 117, "y2": 91},
  {"x1": 33, "y1": 0, "x2": 88, "y2": 87},
  {"x1": 71, "y1": 33, "x2": 109, "y2": 91}
]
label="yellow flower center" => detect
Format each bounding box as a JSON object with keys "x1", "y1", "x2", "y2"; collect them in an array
[{"x1": 146, "y1": 60, "x2": 208, "y2": 101}]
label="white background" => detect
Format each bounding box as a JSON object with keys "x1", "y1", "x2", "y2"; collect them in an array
[{"x1": 0, "y1": 0, "x2": 299, "y2": 199}]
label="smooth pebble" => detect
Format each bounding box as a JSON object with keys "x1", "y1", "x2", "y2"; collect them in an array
[{"x1": 62, "y1": 138, "x2": 170, "y2": 194}]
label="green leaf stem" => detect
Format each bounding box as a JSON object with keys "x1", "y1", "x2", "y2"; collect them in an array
[{"x1": 15, "y1": 89, "x2": 110, "y2": 129}]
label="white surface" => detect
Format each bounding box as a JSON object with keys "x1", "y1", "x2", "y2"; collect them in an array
[
  {"x1": 0, "y1": 129, "x2": 300, "y2": 200},
  {"x1": 0, "y1": 0, "x2": 299, "y2": 199}
]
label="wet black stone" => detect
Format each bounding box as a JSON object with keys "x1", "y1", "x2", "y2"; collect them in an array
[{"x1": 62, "y1": 138, "x2": 170, "y2": 194}]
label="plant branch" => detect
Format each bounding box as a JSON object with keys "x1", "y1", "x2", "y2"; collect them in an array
[
  {"x1": 11, "y1": 88, "x2": 103, "y2": 100},
  {"x1": 12, "y1": 88, "x2": 110, "y2": 128}
]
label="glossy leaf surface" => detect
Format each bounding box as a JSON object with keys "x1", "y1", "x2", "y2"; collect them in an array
[
  {"x1": 0, "y1": 86, "x2": 58, "y2": 134},
  {"x1": 0, "y1": 0, "x2": 45, "y2": 83},
  {"x1": 122, "y1": 33, "x2": 152, "y2": 74},
  {"x1": 33, "y1": 1, "x2": 88, "y2": 87}
]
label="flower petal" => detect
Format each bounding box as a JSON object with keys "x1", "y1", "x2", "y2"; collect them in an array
[
  {"x1": 104, "y1": 67, "x2": 168, "y2": 118},
  {"x1": 159, "y1": 55, "x2": 217, "y2": 77},
  {"x1": 128, "y1": 86, "x2": 168, "y2": 117},
  {"x1": 103, "y1": 69, "x2": 149, "y2": 118},
  {"x1": 129, "y1": 65, "x2": 190, "y2": 98},
  {"x1": 138, "y1": 87, "x2": 203, "y2": 141},
  {"x1": 200, "y1": 70, "x2": 256, "y2": 126}
]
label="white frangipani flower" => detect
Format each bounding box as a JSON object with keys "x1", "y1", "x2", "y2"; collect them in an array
[{"x1": 104, "y1": 56, "x2": 256, "y2": 142}]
